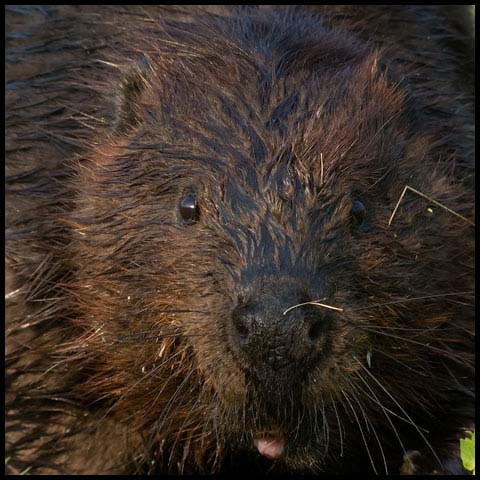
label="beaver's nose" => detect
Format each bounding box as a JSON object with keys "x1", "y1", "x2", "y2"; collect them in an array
[{"x1": 229, "y1": 282, "x2": 331, "y2": 372}]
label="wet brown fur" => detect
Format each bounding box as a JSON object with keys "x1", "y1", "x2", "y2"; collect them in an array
[{"x1": 5, "y1": 5, "x2": 474, "y2": 474}]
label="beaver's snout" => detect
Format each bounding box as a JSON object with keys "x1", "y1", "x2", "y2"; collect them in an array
[{"x1": 229, "y1": 280, "x2": 331, "y2": 374}]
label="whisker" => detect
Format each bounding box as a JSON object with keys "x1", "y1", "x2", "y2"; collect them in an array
[
  {"x1": 357, "y1": 327, "x2": 468, "y2": 364},
  {"x1": 347, "y1": 378, "x2": 388, "y2": 474},
  {"x1": 330, "y1": 393, "x2": 344, "y2": 458},
  {"x1": 353, "y1": 355, "x2": 443, "y2": 470},
  {"x1": 353, "y1": 370, "x2": 407, "y2": 455},
  {"x1": 350, "y1": 291, "x2": 474, "y2": 312},
  {"x1": 156, "y1": 367, "x2": 196, "y2": 434},
  {"x1": 359, "y1": 325, "x2": 445, "y2": 332},
  {"x1": 372, "y1": 348, "x2": 429, "y2": 377},
  {"x1": 102, "y1": 348, "x2": 188, "y2": 420},
  {"x1": 341, "y1": 387, "x2": 377, "y2": 474},
  {"x1": 167, "y1": 378, "x2": 201, "y2": 469},
  {"x1": 320, "y1": 393, "x2": 330, "y2": 460},
  {"x1": 130, "y1": 308, "x2": 209, "y2": 316}
]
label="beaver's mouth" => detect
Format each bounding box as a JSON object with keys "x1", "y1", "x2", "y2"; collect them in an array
[
  {"x1": 251, "y1": 425, "x2": 288, "y2": 460},
  {"x1": 253, "y1": 433, "x2": 285, "y2": 459}
]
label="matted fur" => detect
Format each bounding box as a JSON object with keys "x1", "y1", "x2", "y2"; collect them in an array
[{"x1": 5, "y1": 5, "x2": 474, "y2": 474}]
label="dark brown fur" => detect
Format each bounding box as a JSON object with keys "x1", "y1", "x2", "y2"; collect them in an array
[{"x1": 5, "y1": 5, "x2": 474, "y2": 475}]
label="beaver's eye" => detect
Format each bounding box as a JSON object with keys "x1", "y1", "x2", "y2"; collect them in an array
[
  {"x1": 179, "y1": 194, "x2": 199, "y2": 222},
  {"x1": 351, "y1": 199, "x2": 367, "y2": 226}
]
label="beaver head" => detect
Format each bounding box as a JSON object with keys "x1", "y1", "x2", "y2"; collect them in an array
[{"x1": 54, "y1": 7, "x2": 473, "y2": 474}]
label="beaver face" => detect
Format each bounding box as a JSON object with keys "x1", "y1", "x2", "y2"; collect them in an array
[
  {"x1": 2, "y1": 6, "x2": 465, "y2": 475},
  {"x1": 67, "y1": 15, "x2": 474, "y2": 469}
]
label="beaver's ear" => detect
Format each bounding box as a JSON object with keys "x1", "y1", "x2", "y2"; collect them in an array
[{"x1": 108, "y1": 54, "x2": 151, "y2": 134}]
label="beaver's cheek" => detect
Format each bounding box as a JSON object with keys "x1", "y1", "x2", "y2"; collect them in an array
[{"x1": 254, "y1": 436, "x2": 285, "y2": 459}]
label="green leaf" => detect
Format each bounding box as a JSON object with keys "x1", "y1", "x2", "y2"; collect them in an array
[{"x1": 460, "y1": 430, "x2": 475, "y2": 474}]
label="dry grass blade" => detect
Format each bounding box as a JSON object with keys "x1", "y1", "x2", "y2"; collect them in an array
[
  {"x1": 283, "y1": 299, "x2": 344, "y2": 315},
  {"x1": 388, "y1": 185, "x2": 474, "y2": 226}
]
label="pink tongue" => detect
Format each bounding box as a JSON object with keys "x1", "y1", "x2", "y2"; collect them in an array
[{"x1": 254, "y1": 437, "x2": 285, "y2": 459}]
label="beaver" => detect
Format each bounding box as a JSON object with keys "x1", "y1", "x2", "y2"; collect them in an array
[{"x1": 5, "y1": 5, "x2": 475, "y2": 475}]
